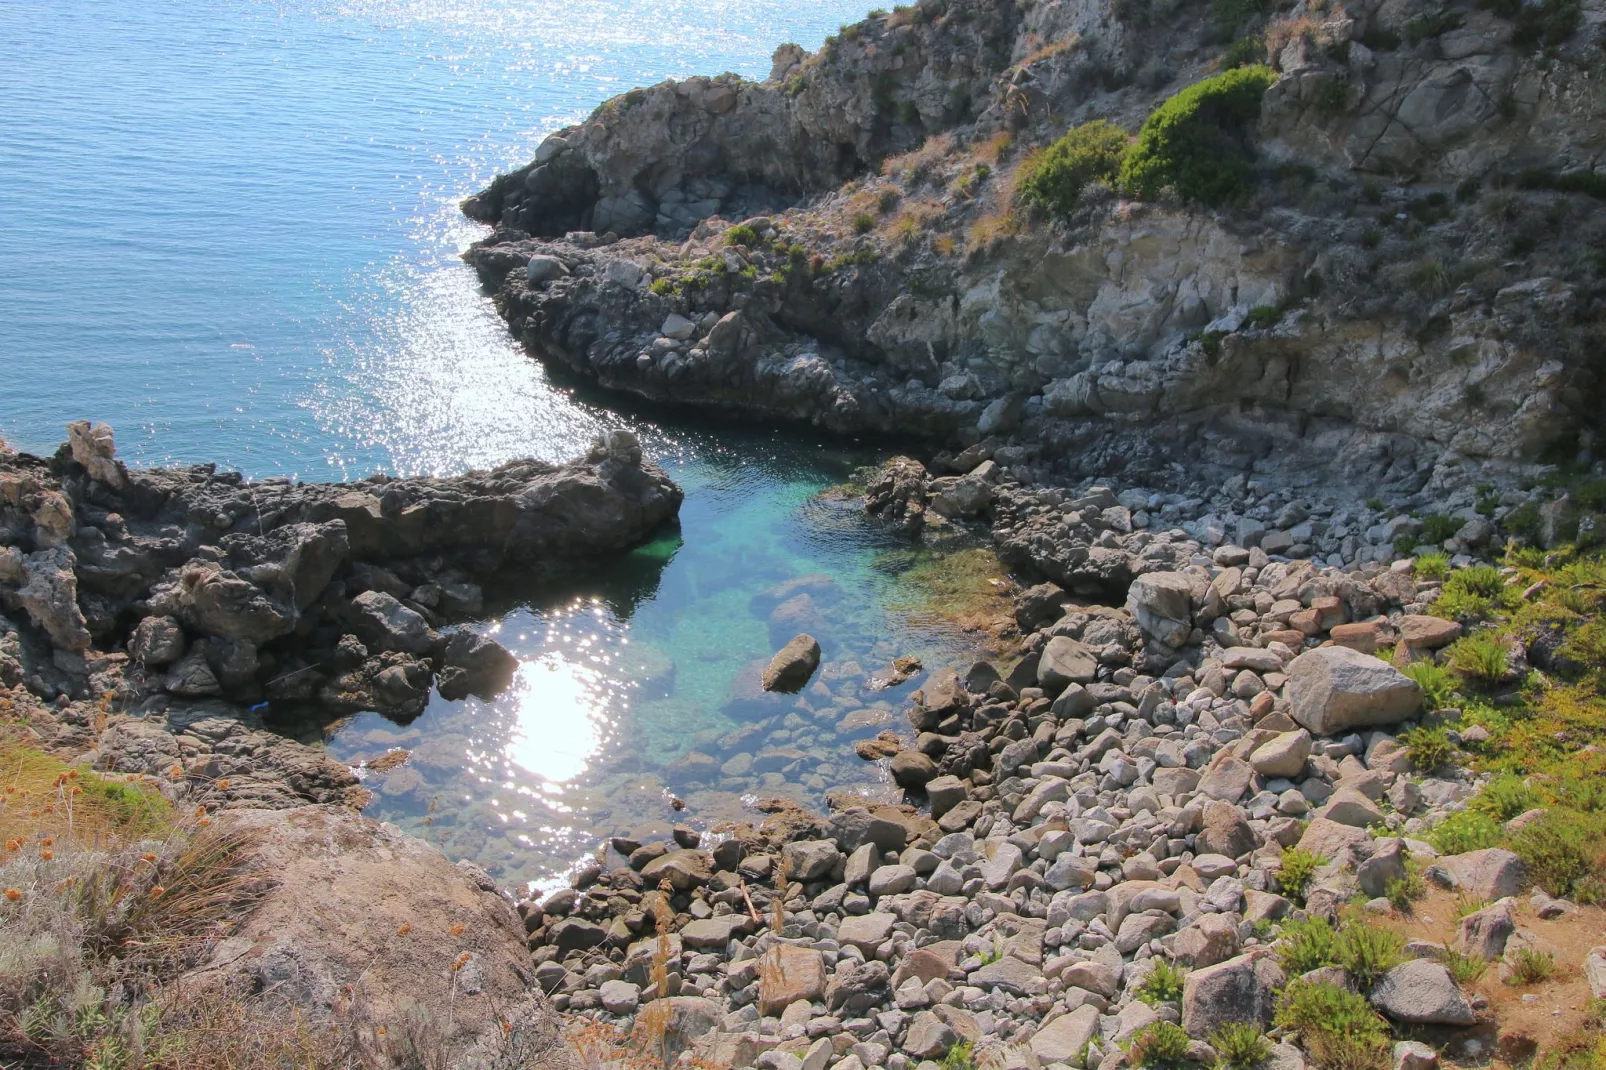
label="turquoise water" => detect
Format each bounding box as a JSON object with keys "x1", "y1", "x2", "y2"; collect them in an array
[{"x1": 0, "y1": 0, "x2": 988, "y2": 889}]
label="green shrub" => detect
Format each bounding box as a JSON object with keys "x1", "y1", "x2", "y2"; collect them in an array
[
  {"x1": 1470, "y1": 774, "x2": 1543, "y2": 821},
  {"x1": 1402, "y1": 725, "x2": 1455, "y2": 771},
  {"x1": 1403, "y1": 660, "x2": 1458, "y2": 712},
  {"x1": 1420, "y1": 514, "x2": 1460, "y2": 543},
  {"x1": 1119, "y1": 66, "x2": 1278, "y2": 206},
  {"x1": 942, "y1": 1039, "x2": 977, "y2": 1070},
  {"x1": 1137, "y1": 959, "x2": 1188, "y2": 1004},
  {"x1": 1131, "y1": 1021, "x2": 1193, "y2": 1069},
  {"x1": 1016, "y1": 120, "x2": 1132, "y2": 220},
  {"x1": 1275, "y1": 980, "x2": 1391, "y2": 1070},
  {"x1": 1278, "y1": 848, "x2": 1325, "y2": 904},
  {"x1": 1334, "y1": 923, "x2": 1404, "y2": 987},
  {"x1": 1223, "y1": 35, "x2": 1265, "y2": 68},
  {"x1": 1507, "y1": 947, "x2": 1557, "y2": 985},
  {"x1": 1211, "y1": 1022, "x2": 1272, "y2": 1070},
  {"x1": 1277, "y1": 915, "x2": 1339, "y2": 975},
  {"x1": 724, "y1": 223, "x2": 759, "y2": 247},
  {"x1": 1447, "y1": 632, "x2": 1511, "y2": 684},
  {"x1": 1429, "y1": 808, "x2": 1503, "y2": 854},
  {"x1": 1443, "y1": 946, "x2": 1489, "y2": 984},
  {"x1": 1385, "y1": 863, "x2": 1428, "y2": 912},
  {"x1": 852, "y1": 212, "x2": 876, "y2": 234},
  {"x1": 1414, "y1": 551, "x2": 1451, "y2": 580},
  {"x1": 1508, "y1": 808, "x2": 1606, "y2": 898}
]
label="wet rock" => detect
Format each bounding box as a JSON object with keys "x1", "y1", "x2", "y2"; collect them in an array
[
  {"x1": 891, "y1": 749, "x2": 938, "y2": 788},
  {"x1": 436, "y1": 630, "x2": 520, "y2": 701},
  {"x1": 1287, "y1": 647, "x2": 1422, "y2": 736},
  {"x1": 762, "y1": 633, "x2": 821, "y2": 692},
  {"x1": 347, "y1": 590, "x2": 434, "y2": 655}
]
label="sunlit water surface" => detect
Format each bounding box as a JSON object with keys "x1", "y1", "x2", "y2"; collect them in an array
[{"x1": 0, "y1": 0, "x2": 985, "y2": 889}]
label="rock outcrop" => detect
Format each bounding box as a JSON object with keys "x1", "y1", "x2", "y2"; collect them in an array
[
  {"x1": 0, "y1": 425, "x2": 681, "y2": 719},
  {"x1": 461, "y1": 0, "x2": 1605, "y2": 498}
]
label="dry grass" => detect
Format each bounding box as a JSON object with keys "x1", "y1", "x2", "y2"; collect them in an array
[
  {"x1": 1263, "y1": 14, "x2": 1322, "y2": 58},
  {"x1": 882, "y1": 134, "x2": 954, "y2": 185},
  {"x1": 1011, "y1": 34, "x2": 1078, "y2": 72},
  {"x1": 888, "y1": 199, "x2": 948, "y2": 247},
  {"x1": 0, "y1": 739, "x2": 172, "y2": 849},
  {"x1": 974, "y1": 131, "x2": 1014, "y2": 166},
  {"x1": 966, "y1": 209, "x2": 1020, "y2": 252}
]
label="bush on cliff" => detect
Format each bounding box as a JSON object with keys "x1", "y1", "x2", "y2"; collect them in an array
[
  {"x1": 1119, "y1": 66, "x2": 1278, "y2": 206},
  {"x1": 1016, "y1": 119, "x2": 1132, "y2": 220}
]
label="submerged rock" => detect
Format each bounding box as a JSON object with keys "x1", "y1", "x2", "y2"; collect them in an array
[{"x1": 762, "y1": 633, "x2": 820, "y2": 692}]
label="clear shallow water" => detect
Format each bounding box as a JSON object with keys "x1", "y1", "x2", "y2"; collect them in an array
[{"x1": 0, "y1": 0, "x2": 985, "y2": 889}]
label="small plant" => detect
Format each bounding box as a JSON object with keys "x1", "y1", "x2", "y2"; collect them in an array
[
  {"x1": 1277, "y1": 848, "x2": 1325, "y2": 904},
  {"x1": 1275, "y1": 980, "x2": 1391, "y2": 1070},
  {"x1": 1212, "y1": 1023, "x2": 1272, "y2": 1070},
  {"x1": 1384, "y1": 863, "x2": 1427, "y2": 912},
  {"x1": 1334, "y1": 923, "x2": 1405, "y2": 987},
  {"x1": 1507, "y1": 808, "x2": 1606, "y2": 899},
  {"x1": 1414, "y1": 551, "x2": 1451, "y2": 579},
  {"x1": 1447, "y1": 632, "x2": 1511, "y2": 684},
  {"x1": 1507, "y1": 948, "x2": 1557, "y2": 985},
  {"x1": 1118, "y1": 66, "x2": 1278, "y2": 206},
  {"x1": 1403, "y1": 660, "x2": 1458, "y2": 712},
  {"x1": 1137, "y1": 959, "x2": 1188, "y2": 1004},
  {"x1": 724, "y1": 223, "x2": 759, "y2": 247},
  {"x1": 1402, "y1": 725, "x2": 1455, "y2": 771},
  {"x1": 1277, "y1": 915, "x2": 1339, "y2": 975},
  {"x1": 1430, "y1": 808, "x2": 1503, "y2": 854},
  {"x1": 1470, "y1": 773, "x2": 1543, "y2": 821},
  {"x1": 943, "y1": 1039, "x2": 978, "y2": 1070},
  {"x1": 1443, "y1": 946, "x2": 1489, "y2": 984},
  {"x1": 1421, "y1": 514, "x2": 1460, "y2": 543},
  {"x1": 852, "y1": 212, "x2": 876, "y2": 234},
  {"x1": 1131, "y1": 1021, "x2": 1193, "y2": 1069},
  {"x1": 1015, "y1": 120, "x2": 1132, "y2": 220}
]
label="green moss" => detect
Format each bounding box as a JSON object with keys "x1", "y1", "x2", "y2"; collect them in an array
[
  {"x1": 1119, "y1": 66, "x2": 1277, "y2": 206},
  {"x1": 1016, "y1": 120, "x2": 1132, "y2": 220}
]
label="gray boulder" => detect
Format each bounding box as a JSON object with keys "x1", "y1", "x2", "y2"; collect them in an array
[
  {"x1": 1127, "y1": 572, "x2": 1195, "y2": 647},
  {"x1": 348, "y1": 590, "x2": 434, "y2": 655},
  {"x1": 1442, "y1": 849, "x2": 1526, "y2": 900},
  {"x1": 129, "y1": 614, "x2": 186, "y2": 667},
  {"x1": 1182, "y1": 952, "x2": 1285, "y2": 1037},
  {"x1": 1288, "y1": 647, "x2": 1422, "y2": 736},
  {"x1": 1370, "y1": 960, "x2": 1475, "y2": 1025},
  {"x1": 1038, "y1": 636, "x2": 1099, "y2": 691}
]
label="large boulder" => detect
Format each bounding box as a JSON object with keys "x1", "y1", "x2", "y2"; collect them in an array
[
  {"x1": 436, "y1": 630, "x2": 520, "y2": 701},
  {"x1": 1441, "y1": 849, "x2": 1526, "y2": 900},
  {"x1": 758, "y1": 945, "x2": 826, "y2": 1015},
  {"x1": 1126, "y1": 572, "x2": 1195, "y2": 647},
  {"x1": 16, "y1": 547, "x2": 92, "y2": 652},
  {"x1": 1037, "y1": 636, "x2": 1098, "y2": 692},
  {"x1": 1287, "y1": 647, "x2": 1422, "y2": 736},
  {"x1": 1182, "y1": 951, "x2": 1285, "y2": 1038},
  {"x1": 1196, "y1": 800, "x2": 1257, "y2": 858},
  {"x1": 762, "y1": 633, "x2": 820, "y2": 692},
  {"x1": 1370, "y1": 960, "x2": 1475, "y2": 1025},
  {"x1": 183, "y1": 806, "x2": 573, "y2": 1065},
  {"x1": 347, "y1": 590, "x2": 434, "y2": 655}
]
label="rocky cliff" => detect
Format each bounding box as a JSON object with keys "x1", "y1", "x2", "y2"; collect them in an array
[{"x1": 463, "y1": 0, "x2": 1605, "y2": 500}]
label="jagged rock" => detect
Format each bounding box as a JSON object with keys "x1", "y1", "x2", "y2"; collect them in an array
[
  {"x1": 1038, "y1": 635, "x2": 1099, "y2": 692},
  {"x1": 1174, "y1": 913, "x2": 1242, "y2": 968},
  {"x1": 1127, "y1": 572, "x2": 1194, "y2": 647},
  {"x1": 1197, "y1": 800, "x2": 1257, "y2": 858},
  {"x1": 1456, "y1": 898, "x2": 1517, "y2": 960},
  {"x1": 1370, "y1": 960, "x2": 1475, "y2": 1025},
  {"x1": 436, "y1": 630, "x2": 520, "y2": 701},
  {"x1": 128, "y1": 614, "x2": 185, "y2": 667},
  {"x1": 65, "y1": 420, "x2": 126, "y2": 488},
  {"x1": 1287, "y1": 647, "x2": 1422, "y2": 736},
  {"x1": 347, "y1": 590, "x2": 434, "y2": 655},
  {"x1": 758, "y1": 945, "x2": 826, "y2": 1014},
  {"x1": 1182, "y1": 952, "x2": 1285, "y2": 1037},
  {"x1": 1441, "y1": 849, "x2": 1526, "y2": 900},
  {"x1": 762, "y1": 633, "x2": 820, "y2": 692},
  {"x1": 164, "y1": 647, "x2": 222, "y2": 697},
  {"x1": 16, "y1": 548, "x2": 92, "y2": 652},
  {"x1": 1031, "y1": 1005, "x2": 1100, "y2": 1066}
]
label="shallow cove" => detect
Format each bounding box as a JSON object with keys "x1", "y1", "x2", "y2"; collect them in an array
[{"x1": 0, "y1": 0, "x2": 995, "y2": 891}]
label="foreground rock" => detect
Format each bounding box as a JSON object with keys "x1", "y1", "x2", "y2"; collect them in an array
[
  {"x1": 183, "y1": 805, "x2": 577, "y2": 1067},
  {"x1": 762, "y1": 633, "x2": 821, "y2": 692},
  {"x1": 1288, "y1": 647, "x2": 1423, "y2": 735}
]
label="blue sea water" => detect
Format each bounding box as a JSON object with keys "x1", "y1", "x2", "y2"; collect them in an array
[{"x1": 0, "y1": 0, "x2": 989, "y2": 888}]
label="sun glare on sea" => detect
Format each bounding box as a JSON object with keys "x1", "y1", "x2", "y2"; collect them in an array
[{"x1": 503, "y1": 653, "x2": 611, "y2": 784}]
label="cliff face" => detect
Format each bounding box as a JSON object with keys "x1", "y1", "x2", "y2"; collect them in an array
[{"x1": 464, "y1": 0, "x2": 1605, "y2": 498}]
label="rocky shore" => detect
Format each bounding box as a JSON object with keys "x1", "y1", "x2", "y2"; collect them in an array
[{"x1": 516, "y1": 450, "x2": 1593, "y2": 1068}]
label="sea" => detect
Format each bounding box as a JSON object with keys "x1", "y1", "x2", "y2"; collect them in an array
[{"x1": 0, "y1": 0, "x2": 988, "y2": 890}]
